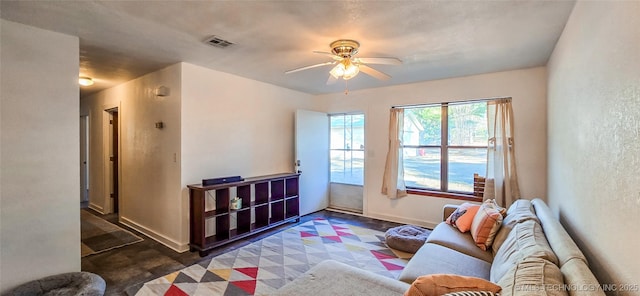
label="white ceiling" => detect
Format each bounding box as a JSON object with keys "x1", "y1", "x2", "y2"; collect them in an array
[{"x1": 1, "y1": 1, "x2": 575, "y2": 97}]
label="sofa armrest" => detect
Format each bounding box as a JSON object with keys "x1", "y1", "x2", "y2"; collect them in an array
[{"x1": 443, "y1": 204, "x2": 459, "y2": 221}]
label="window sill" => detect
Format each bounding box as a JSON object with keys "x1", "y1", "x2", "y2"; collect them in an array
[
  {"x1": 330, "y1": 182, "x2": 364, "y2": 187},
  {"x1": 406, "y1": 188, "x2": 483, "y2": 202}
]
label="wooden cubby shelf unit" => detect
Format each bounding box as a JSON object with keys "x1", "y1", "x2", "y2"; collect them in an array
[{"x1": 187, "y1": 173, "x2": 300, "y2": 256}]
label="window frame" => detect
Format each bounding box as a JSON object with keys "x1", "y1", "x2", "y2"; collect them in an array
[{"x1": 401, "y1": 102, "x2": 487, "y2": 201}]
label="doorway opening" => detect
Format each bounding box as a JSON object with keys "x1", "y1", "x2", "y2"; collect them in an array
[
  {"x1": 328, "y1": 113, "x2": 364, "y2": 214},
  {"x1": 80, "y1": 115, "x2": 89, "y2": 208},
  {"x1": 106, "y1": 108, "x2": 119, "y2": 214}
]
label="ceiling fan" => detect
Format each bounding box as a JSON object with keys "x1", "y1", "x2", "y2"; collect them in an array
[{"x1": 285, "y1": 39, "x2": 402, "y2": 85}]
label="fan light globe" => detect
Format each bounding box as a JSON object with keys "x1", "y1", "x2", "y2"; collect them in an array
[
  {"x1": 79, "y1": 76, "x2": 94, "y2": 86},
  {"x1": 342, "y1": 63, "x2": 359, "y2": 80},
  {"x1": 330, "y1": 60, "x2": 360, "y2": 80}
]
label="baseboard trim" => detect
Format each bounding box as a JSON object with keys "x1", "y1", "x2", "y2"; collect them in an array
[
  {"x1": 326, "y1": 206, "x2": 363, "y2": 215},
  {"x1": 367, "y1": 211, "x2": 439, "y2": 229},
  {"x1": 88, "y1": 203, "x2": 105, "y2": 214},
  {"x1": 119, "y1": 216, "x2": 189, "y2": 253}
]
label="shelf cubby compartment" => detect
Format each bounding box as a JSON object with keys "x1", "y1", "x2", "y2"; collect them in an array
[
  {"x1": 255, "y1": 182, "x2": 269, "y2": 205},
  {"x1": 271, "y1": 200, "x2": 285, "y2": 223},
  {"x1": 236, "y1": 208, "x2": 252, "y2": 235},
  {"x1": 271, "y1": 179, "x2": 285, "y2": 201},
  {"x1": 285, "y1": 197, "x2": 299, "y2": 219},
  {"x1": 216, "y1": 188, "x2": 230, "y2": 213},
  {"x1": 254, "y1": 204, "x2": 270, "y2": 229},
  {"x1": 237, "y1": 185, "x2": 252, "y2": 209},
  {"x1": 215, "y1": 214, "x2": 230, "y2": 241},
  {"x1": 285, "y1": 177, "x2": 298, "y2": 198}
]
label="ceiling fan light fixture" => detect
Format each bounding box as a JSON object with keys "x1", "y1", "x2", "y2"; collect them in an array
[
  {"x1": 342, "y1": 62, "x2": 359, "y2": 80},
  {"x1": 79, "y1": 76, "x2": 94, "y2": 86},
  {"x1": 285, "y1": 38, "x2": 398, "y2": 87},
  {"x1": 329, "y1": 59, "x2": 360, "y2": 80}
]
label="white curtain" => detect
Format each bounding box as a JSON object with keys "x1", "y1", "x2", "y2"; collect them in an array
[
  {"x1": 381, "y1": 108, "x2": 407, "y2": 199},
  {"x1": 484, "y1": 98, "x2": 520, "y2": 207}
]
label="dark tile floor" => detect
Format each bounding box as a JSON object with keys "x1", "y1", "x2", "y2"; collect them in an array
[{"x1": 80, "y1": 208, "x2": 403, "y2": 295}]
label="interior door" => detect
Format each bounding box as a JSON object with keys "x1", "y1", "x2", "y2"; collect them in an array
[{"x1": 295, "y1": 109, "x2": 329, "y2": 215}]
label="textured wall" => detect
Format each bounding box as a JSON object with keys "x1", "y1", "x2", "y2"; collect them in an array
[
  {"x1": 547, "y1": 1, "x2": 640, "y2": 293},
  {"x1": 313, "y1": 67, "x2": 548, "y2": 227},
  {"x1": 0, "y1": 20, "x2": 80, "y2": 292}
]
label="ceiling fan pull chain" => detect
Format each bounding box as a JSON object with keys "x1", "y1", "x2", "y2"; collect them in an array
[{"x1": 344, "y1": 79, "x2": 349, "y2": 95}]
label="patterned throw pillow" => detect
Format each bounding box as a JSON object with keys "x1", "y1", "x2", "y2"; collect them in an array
[
  {"x1": 443, "y1": 292, "x2": 499, "y2": 296},
  {"x1": 446, "y1": 203, "x2": 481, "y2": 233},
  {"x1": 470, "y1": 200, "x2": 504, "y2": 250}
]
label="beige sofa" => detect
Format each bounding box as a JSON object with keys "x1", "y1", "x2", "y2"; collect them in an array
[{"x1": 274, "y1": 198, "x2": 605, "y2": 296}]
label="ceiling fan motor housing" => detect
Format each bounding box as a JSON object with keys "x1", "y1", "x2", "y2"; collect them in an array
[{"x1": 330, "y1": 39, "x2": 360, "y2": 58}]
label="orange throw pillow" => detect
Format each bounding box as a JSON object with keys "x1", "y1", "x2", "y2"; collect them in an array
[
  {"x1": 404, "y1": 274, "x2": 502, "y2": 296},
  {"x1": 445, "y1": 203, "x2": 481, "y2": 233},
  {"x1": 455, "y1": 205, "x2": 480, "y2": 232}
]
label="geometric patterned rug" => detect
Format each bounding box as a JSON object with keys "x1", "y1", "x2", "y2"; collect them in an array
[{"x1": 134, "y1": 218, "x2": 408, "y2": 295}]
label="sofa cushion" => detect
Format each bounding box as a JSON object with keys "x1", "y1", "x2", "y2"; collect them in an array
[
  {"x1": 491, "y1": 219, "x2": 559, "y2": 283},
  {"x1": 560, "y1": 259, "x2": 606, "y2": 296},
  {"x1": 399, "y1": 243, "x2": 491, "y2": 284},
  {"x1": 498, "y1": 257, "x2": 568, "y2": 296},
  {"x1": 272, "y1": 260, "x2": 410, "y2": 296},
  {"x1": 426, "y1": 223, "x2": 493, "y2": 263},
  {"x1": 470, "y1": 202, "x2": 503, "y2": 251},
  {"x1": 492, "y1": 201, "x2": 540, "y2": 253},
  {"x1": 507, "y1": 198, "x2": 535, "y2": 215},
  {"x1": 532, "y1": 199, "x2": 588, "y2": 266},
  {"x1": 404, "y1": 274, "x2": 501, "y2": 296}
]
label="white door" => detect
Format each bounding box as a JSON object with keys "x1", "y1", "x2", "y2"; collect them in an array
[{"x1": 295, "y1": 109, "x2": 329, "y2": 215}]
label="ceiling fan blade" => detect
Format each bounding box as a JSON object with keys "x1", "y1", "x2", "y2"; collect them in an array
[
  {"x1": 285, "y1": 61, "x2": 335, "y2": 74},
  {"x1": 326, "y1": 74, "x2": 338, "y2": 85},
  {"x1": 355, "y1": 57, "x2": 403, "y2": 65},
  {"x1": 359, "y1": 64, "x2": 391, "y2": 80},
  {"x1": 313, "y1": 51, "x2": 343, "y2": 60}
]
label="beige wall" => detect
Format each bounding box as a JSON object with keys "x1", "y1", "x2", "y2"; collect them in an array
[
  {"x1": 547, "y1": 1, "x2": 640, "y2": 292},
  {"x1": 0, "y1": 20, "x2": 80, "y2": 292},
  {"x1": 313, "y1": 67, "x2": 547, "y2": 227},
  {"x1": 180, "y1": 63, "x2": 314, "y2": 241},
  {"x1": 81, "y1": 64, "x2": 183, "y2": 250},
  {"x1": 82, "y1": 62, "x2": 314, "y2": 250}
]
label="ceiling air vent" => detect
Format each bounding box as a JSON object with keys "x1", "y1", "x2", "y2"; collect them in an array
[{"x1": 204, "y1": 36, "x2": 233, "y2": 48}]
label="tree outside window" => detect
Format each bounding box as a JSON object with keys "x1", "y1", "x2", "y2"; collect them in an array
[{"x1": 402, "y1": 102, "x2": 487, "y2": 194}]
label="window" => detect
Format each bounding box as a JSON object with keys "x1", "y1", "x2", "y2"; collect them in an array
[
  {"x1": 330, "y1": 113, "x2": 364, "y2": 185},
  {"x1": 402, "y1": 102, "x2": 488, "y2": 195}
]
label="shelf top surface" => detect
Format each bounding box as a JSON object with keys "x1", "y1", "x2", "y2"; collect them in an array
[{"x1": 188, "y1": 172, "x2": 300, "y2": 190}]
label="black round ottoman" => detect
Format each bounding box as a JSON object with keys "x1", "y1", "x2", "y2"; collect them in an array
[
  {"x1": 384, "y1": 225, "x2": 431, "y2": 253},
  {"x1": 5, "y1": 272, "x2": 106, "y2": 296}
]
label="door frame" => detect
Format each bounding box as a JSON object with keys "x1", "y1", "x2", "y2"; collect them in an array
[
  {"x1": 80, "y1": 115, "x2": 90, "y2": 203},
  {"x1": 103, "y1": 105, "x2": 121, "y2": 215}
]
